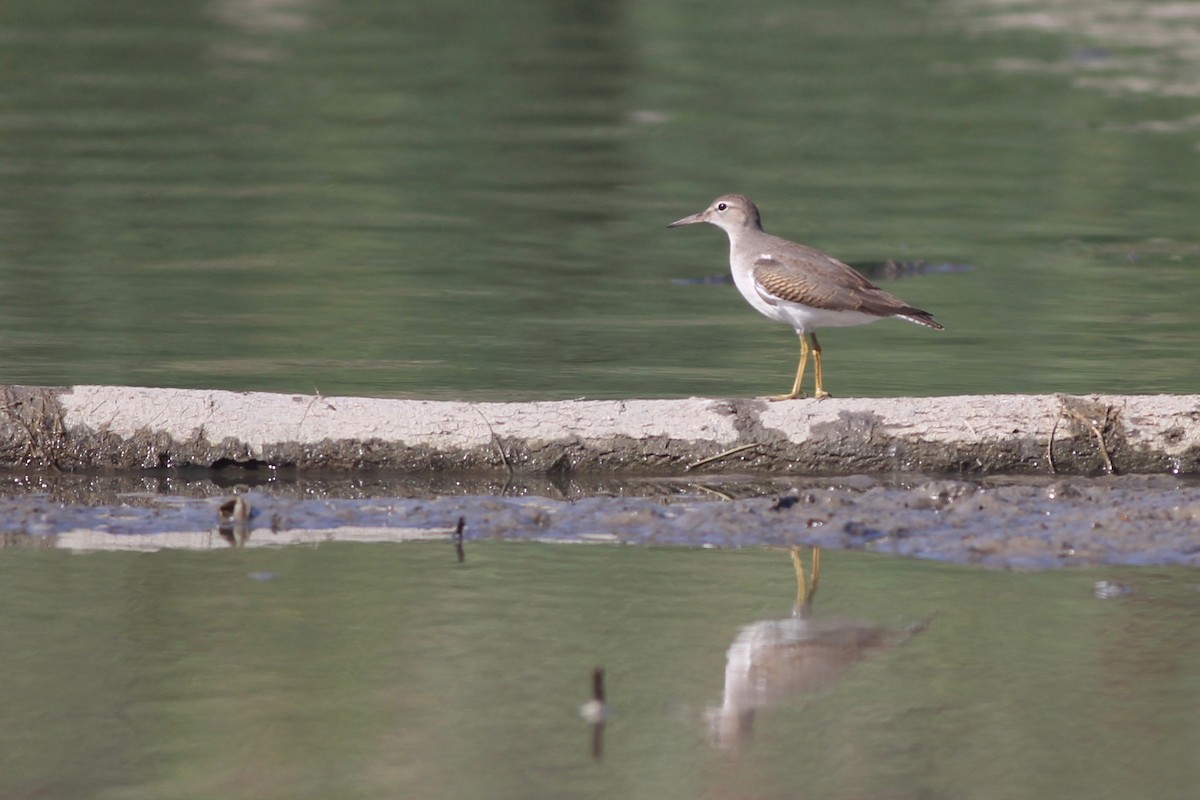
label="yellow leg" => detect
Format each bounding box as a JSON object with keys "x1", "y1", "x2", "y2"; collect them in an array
[
  {"x1": 769, "y1": 335, "x2": 810, "y2": 401},
  {"x1": 790, "y1": 545, "x2": 807, "y2": 604},
  {"x1": 810, "y1": 546, "x2": 820, "y2": 597},
  {"x1": 790, "y1": 545, "x2": 821, "y2": 613},
  {"x1": 810, "y1": 333, "x2": 831, "y2": 399}
]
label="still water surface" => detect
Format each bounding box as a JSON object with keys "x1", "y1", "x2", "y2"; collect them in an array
[
  {"x1": 3, "y1": 3, "x2": 1199, "y2": 797},
  {"x1": 1, "y1": 0, "x2": 1198, "y2": 399},
  {"x1": 1, "y1": 542, "x2": 1197, "y2": 800}
]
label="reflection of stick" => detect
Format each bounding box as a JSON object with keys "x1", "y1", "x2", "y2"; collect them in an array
[
  {"x1": 691, "y1": 484, "x2": 734, "y2": 501},
  {"x1": 453, "y1": 517, "x2": 465, "y2": 563},
  {"x1": 686, "y1": 443, "x2": 760, "y2": 471},
  {"x1": 591, "y1": 717, "x2": 605, "y2": 761}
]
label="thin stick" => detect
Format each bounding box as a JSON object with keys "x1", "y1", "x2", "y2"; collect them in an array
[
  {"x1": 296, "y1": 388, "x2": 326, "y2": 438},
  {"x1": 1065, "y1": 407, "x2": 1115, "y2": 474},
  {"x1": 585, "y1": 667, "x2": 607, "y2": 760},
  {"x1": 1098, "y1": 406, "x2": 1117, "y2": 473},
  {"x1": 1046, "y1": 414, "x2": 1059, "y2": 475},
  {"x1": 473, "y1": 408, "x2": 513, "y2": 474}
]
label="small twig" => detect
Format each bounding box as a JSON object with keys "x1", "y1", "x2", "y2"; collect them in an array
[
  {"x1": 1097, "y1": 406, "x2": 1116, "y2": 474},
  {"x1": 453, "y1": 517, "x2": 465, "y2": 563},
  {"x1": 296, "y1": 389, "x2": 325, "y2": 438},
  {"x1": 961, "y1": 415, "x2": 980, "y2": 439},
  {"x1": 5, "y1": 401, "x2": 41, "y2": 463},
  {"x1": 1064, "y1": 407, "x2": 1115, "y2": 474},
  {"x1": 3, "y1": 389, "x2": 64, "y2": 471},
  {"x1": 685, "y1": 443, "x2": 761, "y2": 472},
  {"x1": 473, "y1": 408, "x2": 513, "y2": 475},
  {"x1": 1046, "y1": 414, "x2": 1059, "y2": 475}
]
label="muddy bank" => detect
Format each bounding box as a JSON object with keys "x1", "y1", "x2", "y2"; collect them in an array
[
  {"x1": 4, "y1": 473, "x2": 1198, "y2": 568},
  {"x1": 2, "y1": 385, "x2": 1198, "y2": 476}
]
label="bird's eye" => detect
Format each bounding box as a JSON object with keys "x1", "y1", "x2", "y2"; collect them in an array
[{"x1": 716, "y1": 202, "x2": 727, "y2": 211}]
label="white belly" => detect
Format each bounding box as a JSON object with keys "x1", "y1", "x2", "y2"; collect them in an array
[{"x1": 729, "y1": 260, "x2": 881, "y2": 334}]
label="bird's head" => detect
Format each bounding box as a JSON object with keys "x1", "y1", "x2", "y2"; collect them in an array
[{"x1": 668, "y1": 194, "x2": 763, "y2": 232}]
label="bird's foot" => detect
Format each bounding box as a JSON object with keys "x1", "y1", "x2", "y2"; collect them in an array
[{"x1": 767, "y1": 390, "x2": 832, "y2": 401}]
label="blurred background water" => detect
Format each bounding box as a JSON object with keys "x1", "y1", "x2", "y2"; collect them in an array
[{"x1": 1, "y1": 0, "x2": 1197, "y2": 400}]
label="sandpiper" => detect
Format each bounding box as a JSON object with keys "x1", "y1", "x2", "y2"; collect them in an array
[{"x1": 669, "y1": 194, "x2": 943, "y2": 399}]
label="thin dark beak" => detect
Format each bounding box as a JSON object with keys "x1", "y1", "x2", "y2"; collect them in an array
[{"x1": 667, "y1": 211, "x2": 707, "y2": 228}]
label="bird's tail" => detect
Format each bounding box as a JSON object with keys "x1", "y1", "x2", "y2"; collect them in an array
[{"x1": 897, "y1": 311, "x2": 944, "y2": 330}]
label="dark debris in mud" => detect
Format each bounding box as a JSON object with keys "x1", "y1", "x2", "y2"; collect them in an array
[{"x1": 0, "y1": 471, "x2": 1196, "y2": 569}]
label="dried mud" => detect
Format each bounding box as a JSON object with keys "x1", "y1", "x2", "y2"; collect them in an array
[{"x1": 2, "y1": 385, "x2": 1198, "y2": 476}]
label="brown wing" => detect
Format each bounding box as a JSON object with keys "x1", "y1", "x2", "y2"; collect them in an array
[{"x1": 752, "y1": 246, "x2": 943, "y2": 329}]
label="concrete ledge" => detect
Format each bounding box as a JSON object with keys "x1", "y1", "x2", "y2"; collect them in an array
[{"x1": 1, "y1": 385, "x2": 1197, "y2": 475}]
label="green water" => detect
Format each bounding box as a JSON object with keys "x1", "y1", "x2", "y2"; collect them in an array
[
  {"x1": 0, "y1": 542, "x2": 1196, "y2": 800},
  {"x1": 1, "y1": 0, "x2": 1198, "y2": 399},
  {"x1": 3, "y1": 5, "x2": 1198, "y2": 796}
]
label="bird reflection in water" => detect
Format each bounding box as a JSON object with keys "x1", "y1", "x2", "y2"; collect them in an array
[{"x1": 707, "y1": 546, "x2": 927, "y2": 749}]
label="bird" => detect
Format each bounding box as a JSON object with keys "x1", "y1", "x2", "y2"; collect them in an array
[
  {"x1": 706, "y1": 546, "x2": 929, "y2": 749},
  {"x1": 669, "y1": 194, "x2": 944, "y2": 400}
]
